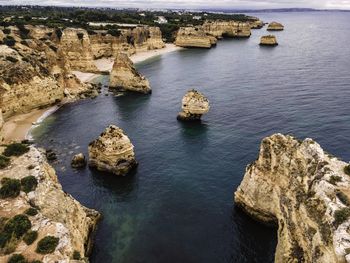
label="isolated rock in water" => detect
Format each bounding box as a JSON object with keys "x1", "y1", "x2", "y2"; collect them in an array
[
  {"x1": 259, "y1": 35, "x2": 278, "y2": 46},
  {"x1": 234, "y1": 133, "x2": 350, "y2": 263},
  {"x1": 109, "y1": 53, "x2": 151, "y2": 94},
  {"x1": 175, "y1": 27, "x2": 216, "y2": 48},
  {"x1": 267, "y1": 22, "x2": 284, "y2": 31},
  {"x1": 177, "y1": 90, "x2": 210, "y2": 121},
  {"x1": 71, "y1": 153, "x2": 87, "y2": 168},
  {"x1": 88, "y1": 125, "x2": 137, "y2": 176},
  {"x1": 46, "y1": 149, "x2": 57, "y2": 161}
]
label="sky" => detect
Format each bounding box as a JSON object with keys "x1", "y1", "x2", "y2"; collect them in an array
[{"x1": 0, "y1": 0, "x2": 350, "y2": 10}]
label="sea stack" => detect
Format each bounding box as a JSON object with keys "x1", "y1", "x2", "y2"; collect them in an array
[
  {"x1": 267, "y1": 22, "x2": 284, "y2": 31},
  {"x1": 109, "y1": 52, "x2": 151, "y2": 94},
  {"x1": 234, "y1": 134, "x2": 350, "y2": 262},
  {"x1": 177, "y1": 90, "x2": 210, "y2": 121},
  {"x1": 259, "y1": 35, "x2": 278, "y2": 46},
  {"x1": 71, "y1": 153, "x2": 87, "y2": 168},
  {"x1": 88, "y1": 125, "x2": 137, "y2": 176}
]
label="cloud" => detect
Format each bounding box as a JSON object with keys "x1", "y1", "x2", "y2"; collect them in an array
[{"x1": 0, "y1": 0, "x2": 349, "y2": 9}]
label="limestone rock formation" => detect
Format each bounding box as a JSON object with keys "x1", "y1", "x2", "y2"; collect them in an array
[
  {"x1": 59, "y1": 28, "x2": 98, "y2": 72},
  {"x1": 267, "y1": 22, "x2": 284, "y2": 31},
  {"x1": 249, "y1": 20, "x2": 264, "y2": 29},
  {"x1": 235, "y1": 134, "x2": 350, "y2": 263},
  {"x1": 175, "y1": 27, "x2": 216, "y2": 48},
  {"x1": 177, "y1": 90, "x2": 210, "y2": 121},
  {"x1": 71, "y1": 153, "x2": 87, "y2": 168},
  {"x1": 259, "y1": 35, "x2": 278, "y2": 46},
  {"x1": 129, "y1": 26, "x2": 165, "y2": 52},
  {"x1": 88, "y1": 125, "x2": 137, "y2": 176},
  {"x1": 0, "y1": 147, "x2": 100, "y2": 262},
  {"x1": 109, "y1": 52, "x2": 151, "y2": 94},
  {"x1": 203, "y1": 21, "x2": 251, "y2": 38}
]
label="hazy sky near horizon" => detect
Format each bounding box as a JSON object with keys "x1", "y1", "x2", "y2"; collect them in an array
[{"x1": 1, "y1": 0, "x2": 350, "y2": 9}]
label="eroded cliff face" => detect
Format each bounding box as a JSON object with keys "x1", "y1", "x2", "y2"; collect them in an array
[
  {"x1": 235, "y1": 134, "x2": 350, "y2": 263},
  {"x1": 202, "y1": 20, "x2": 251, "y2": 38},
  {"x1": 127, "y1": 26, "x2": 165, "y2": 52},
  {"x1": 175, "y1": 26, "x2": 217, "y2": 48},
  {"x1": 59, "y1": 28, "x2": 98, "y2": 72},
  {"x1": 177, "y1": 89, "x2": 210, "y2": 121},
  {"x1": 109, "y1": 52, "x2": 151, "y2": 94},
  {"x1": 0, "y1": 147, "x2": 100, "y2": 262}
]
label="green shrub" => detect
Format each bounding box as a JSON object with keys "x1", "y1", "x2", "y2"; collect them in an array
[
  {"x1": 0, "y1": 155, "x2": 10, "y2": 169},
  {"x1": 3, "y1": 143, "x2": 30, "y2": 157},
  {"x1": 73, "y1": 250, "x2": 81, "y2": 260},
  {"x1": 0, "y1": 178, "x2": 21, "y2": 199},
  {"x1": 8, "y1": 254, "x2": 27, "y2": 263},
  {"x1": 3, "y1": 28, "x2": 11, "y2": 34},
  {"x1": 4, "y1": 215, "x2": 31, "y2": 238},
  {"x1": 336, "y1": 191, "x2": 350, "y2": 206},
  {"x1": 25, "y1": 208, "x2": 38, "y2": 216},
  {"x1": 345, "y1": 165, "x2": 350, "y2": 176},
  {"x1": 20, "y1": 176, "x2": 38, "y2": 193},
  {"x1": 5, "y1": 56, "x2": 18, "y2": 63},
  {"x1": 36, "y1": 236, "x2": 59, "y2": 254},
  {"x1": 0, "y1": 232, "x2": 11, "y2": 248},
  {"x1": 329, "y1": 175, "x2": 342, "y2": 185},
  {"x1": 31, "y1": 261, "x2": 42, "y2": 263},
  {"x1": 23, "y1": 231, "x2": 38, "y2": 245},
  {"x1": 334, "y1": 208, "x2": 350, "y2": 227},
  {"x1": 3, "y1": 36, "x2": 16, "y2": 47}
]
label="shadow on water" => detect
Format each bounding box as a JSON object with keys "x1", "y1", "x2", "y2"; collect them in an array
[{"x1": 178, "y1": 120, "x2": 209, "y2": 138}]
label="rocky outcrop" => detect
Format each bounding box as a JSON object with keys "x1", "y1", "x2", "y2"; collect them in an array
[
  {"x1": 267, "y1": 22, "x2": 284, "y2": 31},
  {"x1": 234, "y1": 134, "x2": 350, "y2": 263},
  {"x1": 249, "y1": 20, "x2": 264, "y2": 29},
  {"x1": 59, "y1": 28, "x2": 98, "y2": 72},
  {"x1": 260, "y1": 35, "x2": 278, "y2": 46},
  {"x1": 128, "y1": 26, "x2": 165, "y2": 52},
  {"x1": 203, "y1": 21, "x2": 251, "y2": 38},
  {"x1": 175, "y1": 27, "x2": 216, "y2": 48},
  {"x1": 109, "y1": 52, "x2": 151, "y2": 94},
  {"x1": 71, "y1": 153, "x2": 86, "y2": 168},
  {"x1": 88, "y1": 125, "x2": 137, "y2": 176},
  {"x1": 0, "y1": 146, "x2": 100, "y2": 262},
  {"x1": 177, "y1": 89, "x2": 210, "y2": 121}
]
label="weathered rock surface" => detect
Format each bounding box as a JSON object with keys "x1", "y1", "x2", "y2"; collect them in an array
[
  {"x1": 203, "y1": 20, "x2": 251, "y2": 38},
  {"x1": 109, "y1": 52, "x2": 151, "y2": 94},
  {"x1": 71, "y1": 153, "x2": 86, "y2": 168},
  {"x1": 0, "y1": 147, "x2": 100, "y2": 262},
  {"x1": 177, "y1": 89, "x2": 210, "y2": 121},
  {"x1": 88, "y1": 125, "x2": 137, "y2": 176},
  {"x1": 260, "y1": 35, "x2": 278, "y2": 46},
  {"x1": 175, "y1": 27, "x2": 216, "y2": 48},
  {"x1": 128, "y1": 26, "x2": 165, "y2": 52},
  {"x1": 235, "y1": 134, "x2": 350, "y2": 263},
  {"x1": 267, "y1": 22, "x2": 284, "y2": 31},
  {"x1": 59, "y1": 28, "x2": 98, "y2": 72},
  {"x1": 249, "y1": 19, "x2": 264, "y2": 29}
]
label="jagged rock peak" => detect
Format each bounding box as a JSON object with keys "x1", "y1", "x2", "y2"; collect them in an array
[
  {"x1": 109, "y1": 52, "x2": 151, "y2": 94},
  {"x1": 177, "y1": 89, "x2": 210, "y2": 121},
  {"x1": 88, "y1": 125, "x2": 137, "y2": 176},
  {"x1": 235, "y1": 133, "x2": 350, "y2": 263}
]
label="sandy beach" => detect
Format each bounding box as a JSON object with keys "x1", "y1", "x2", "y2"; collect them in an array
[{"x1": 2, "y1": 44, "x2": 183, "y2": 143}]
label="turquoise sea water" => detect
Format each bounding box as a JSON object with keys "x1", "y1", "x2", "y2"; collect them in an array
[{"x1": 32, "y1": 12, "x2": 350, "y2": 263}]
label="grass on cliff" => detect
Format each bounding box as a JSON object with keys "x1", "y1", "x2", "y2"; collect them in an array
[
  {"x1": 0, "y1": 178, "x2": 21, "y2": 199},
  {"x1": 20, "y1": 176, "x2": 38, "y2": 193},
  {"x1": 0, "y1": 155, "x2": 10, "y2": 169},
  {"x1": 344, "y1": 165, "x2": 350, "y2": 176},
  {"x1": 3, "y1": 143, "x2": 29, "y2": 157},
  {"x1": 329, "y1": 175, "x2": 342, "y2": 185},
  {"x1": 36, "y1": 236, "x2": 59, "y2": 254},
  {"x1": 25, "y1": 208, "x2": 38, "y2": 216},
  {"x1": 8, "y1": 254, "x2": 26, "y2": 263},
  {"x1": 334, "y1": 207, "x2": 350, "y2": 227}
]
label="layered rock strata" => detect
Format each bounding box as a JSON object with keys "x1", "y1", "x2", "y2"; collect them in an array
[
  {"x1": 0, "y1": 147, "x2": 100, "y2": 262},
  {"x1": 202, "y1": 21, "x2": 251, "y2": 38},
  {"x1": 175, "y1": 27, "x2": 216, "y2": 48},
  {"x1": 235, "y1": 134, "x2": 350, "y2": 263},
  {"x1": 177, "y1": 89, "x2": 210, "y2": 121},
  {"x1": 260, "y1": 35, "x2": 278, "y2": 46},
  {"x1": 267, "y1": 22, "x2": 284, "y2": 31},
  {"x1": 88, "y1": 125, "x2": 137, "y2": 176},
  {"x1": 109, "y1": 52, "x2": 151, "y2": 94}
]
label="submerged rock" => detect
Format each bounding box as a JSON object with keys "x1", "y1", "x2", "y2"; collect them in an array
[
  {"x1": 109, "y1": 52, "x2": 151, "y2": 94},
  {"x1": 88, "y1": 125, "x2": 137, "y2": 176},
  {"x1": 259, "y1": 35, "x2": 278, "y2": 46},
  {"x1": 267, "y1": 22, "x2": 284, "y2": 31},
  {"x1": 235, "y1": 133, "x2": 350, "y2": 263},
  {"x1": 71, "y1": 153, "x2": 87, "y2": 168},
  {"x1": 177, "y1": 90, "x2": 210, "y2": 121}
]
